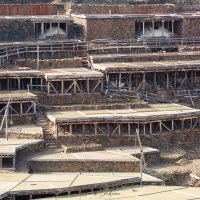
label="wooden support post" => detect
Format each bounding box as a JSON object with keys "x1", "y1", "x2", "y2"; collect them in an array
[
  {"x1": 54, "y1": 124, "x2": 58, "y2": 137},
  {"x1": 83, "y1": 124, "x2": 85, "y2": 134},
  {"x1": 143, "y1": 124, "x2": 146, "y2": 135},
  {"x1": 135, "y1": 73, "x2": 138, "y2": 90},
  {"x1": 74, "y1": 80, "x2": 76, "y2": 93},
  {"x1": 47, "y1": 81, "x2": 50, "y2": 94},
  {"x1": 194, "y1": 71, "x2": 197, "y2": 87},
  {"x1": 154, "y1": 71, "x2": 156, "y2": 88},
  {"x1": 41, "y1": 23, "x2": 44, "y2": 39},
  {"x1": 101, "y1": 79, "x2": 104, "y2": 92},
  {"x1": 66, "y1": 22, "x2": 68, "y2": 37},
  {"x1": 30, "y1": 78, "x2": 32, "y2": 90},
  {"x1": 69, "y1": 124, "x2": 72, "y2": 135},
  {"x1": 37, "y1": 45, "x2": 39, "y2": 70},
  {"x1": 143, "y1": 73, "x2": 146, "y2": 90},
  {"x1": 58, "y1": 23, "x2": 60, "y2": 36},
  {"x1": 33, "y1": 102, "x2": 36, "y2": 113},
  {"x1": 119, "y1": 73, "x2": 121, "y2": 90},
  {"x1": 166, "y1": 72, "x2": 169, "y2": 90},
  {"x1": 150, "y1": 122, "x2": 152, "y2": 135},
  {"x1": 162, "y1": 20, "x2": 165, "y2": 37},
  {"x1": 41, "y1": 78, "x2": 43, "y2": 91},
  {"x1": 50, "y1": 23, "x2": 52, "y2": 38},
  {"x1": 181, "y1": 119, "x2": 184, "y2": 131},
  {"x1": 107, "y1": 123, "x2": 110, "y2": 135},
  {"x1": 20, "y1": 102, "x2": 23, "y2": 114},
  {"x1": 172, "y1": 120, "x2": 174, "y2": 131},
  {"x1": 142, "y1": 21, "x2": 145, "y2": 36},
  {"x1": 128, "y1": 123, "x2": 131, "y2": 135},
  {"x1": 118, "y1": 124, "x2": 121, "y2": 135},
  {"x1": 159, "y1": 121, "x2": 162, "y2": 133},
  {"x1": 94, "y1": 123, "x2": 97, "y2": 135},
  {"x1": 129, "y1": 73, "x2": 132, "y2": 91},
  {"x1": 61, "y1": 80, "x2": 64, "y2": 94},
  {"x1": 190, "y1": 118, "x2": 193, "y2": 130},
  {"x1": 152, "y1": 20, "x2": 155, "y2": 37},
  {"x1": 7, "y1": 79, "x2": 9, "y2": 91},
  {"x1": 86, "y1": 79, "x2": 89, "y2": 93},
  {"x1": 174, "y1": 70, "x2": 177, "y2": 89},
  {"x1": 18, "y1": 78, "x2": 20, "y2": 90},
  {"x1": 191, "y1": 71, "x2": 194, "y2": 87},
  {"x1": 172, "y1": 20, "x2": 174, "y2": 38}
]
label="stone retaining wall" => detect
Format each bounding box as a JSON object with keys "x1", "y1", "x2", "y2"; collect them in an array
[
  {"x1": 0, "y1": 19, "x2": 34, "y2": 42},
  {"x1": 4, "y1": 132, "x2": 43, "y2": 139},
  {"x1": 28, "y1": 160, "x2": 140, "y2": 172},
  {"x1": 181, "y1": 18, "x2": 200, "y2": 38},
  {"x1": 16, "y1": 140, "x2": 45, "y2": 170},
  {"x1": 91, "y1": 53, "x2": 200, "y2": 63},
  {"x1": 0, "y1": 115, "x2": 36, "y2": 127},
  {"x1": 56, "y1": 130, "x2": 200, "y2": 150},
  {"x1": 0, "y1": 4, "x2": 62, "y2": 15},
  {"x1": 72, "y1": 4, "x2": 175, "y2": 14},
  {"x1": 17, "y1": 58, "x2": 82, "y2": 69}
]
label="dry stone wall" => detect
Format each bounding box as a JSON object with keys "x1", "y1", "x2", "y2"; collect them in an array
[
  {"x1": 72, "y1": 4, "x2": 175, "y2": 14},
  {"x1": 91, "y1": 53, "x2": 200, "y2": 63},
  {"x1": 28, "y1": 160, "x2": 140, "y2": 172},
  {"x1": 0, "y1": 4, "x2": 61, "y2": 15},
  {"x1": 17, "y1": 58, "x2": 82, "y2": 69},
  {"x1": 181, "y1": 18, "x2": 200, "y2": 38},
  {"x1": 0, "y1": 19, "x2": 34, "y2": 42},
  {"x1": 56, "y1": 130, "x2": 200, "y2": 150},
  {"x1": 85, "y1": 18, "x2": 135, "y2": 40}
]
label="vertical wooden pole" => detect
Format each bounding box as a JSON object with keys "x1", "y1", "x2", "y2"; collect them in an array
[
  {"x1": 154, "y1": 72, "x2": 156, "y2": 88},
  {"x1": 159, "y1": 121, "x2": 162, "y2": 133},
  {"x1": 119, "y1": 73, "x2": 121, "y2": 90},
  {"x1": 61, "y1": 80, "x2": 64, "y2": 94},
  {"x1": 150, "y1": 122, "x2": 152, "y2": 135},
  {"x1": 107, "y1": 123, "x2": 110, "y2": 135},
  {"x1": 172, "y1": 120, "x2": 174, "y2": 131},
  {"x1": 7, "y1": 79, "x2": 9, "y2": 91},
  {"x1": 166, "y1": 72, "x2": 169, "y2": 90},
  {"x1": 47, "y1": 81, "x2": 50, "y2": 94},
  {"x1": 182, "y1": 119, "x2": 184, "y2": 131},
  {"x1": 20, "y1": 102, "x2": 23, "y2": 114},
  {"x1": 129, "y1": 73, "x2": 132, "y2": 91},
  {"x1": 190, "y1": 118, "x2": 193, "y2": 130},
  {"x1": 118, "y1": 124, "x2": 121, "y2": 135},
  {"x1": 128, "y1": 123, "x2": 131, "y2": 135},
  {"x1": 74, "y1": 80, "x2": 76, "y2": 93},
  {"x1": 94, "y1": 123, "x2": 97, "y2": 135},
  {"x1": 86, "y1": 79, "x2": 89, "y2": 93},
  {"x1": 174, "y1": 71, "x2": 177, "y2": 89},
  {"x1": 18, "y1": 78, "x2": 20, "y2": 90}
]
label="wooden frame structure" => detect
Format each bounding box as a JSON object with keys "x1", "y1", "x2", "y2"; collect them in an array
[
  {"x1": 46, "y1": 104, "x2": 200, "y2": 136},
  {"x1": 42, "y1": 68, "x2": 104, "y2": 95},
  {"x1": 92, "y1": 60, "x2": 200, "y2": 92},
  {"x1": 0, "y1": 91, "x2": 38, "y2": 116}
]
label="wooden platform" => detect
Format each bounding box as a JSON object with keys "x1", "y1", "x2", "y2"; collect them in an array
[
  {"x1": 92, "y1": 60, "x2": 200, "y2": 72},
  {"x1": 46, "y1": 104, "x2": 200, "y2": 123},
  {"x1": 0, "y1": 172, "x2": 163, "y2": 199}
]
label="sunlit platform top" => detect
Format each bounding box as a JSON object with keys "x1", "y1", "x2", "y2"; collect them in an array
[
  {"x1": 0, "y1": 91, "x2": 38, "y2": 102},
  {"x1": 0, "y1": 172, "x2": 163, "y2": 198},
  {"x1": 46, "y1": 103, "x2": 200, "y2": 123},
  {"x1": 41, "y1": 68, "x2": 104, "y2": 81},
  {"x1": 92, "y1": 60, "x2": 200, "y2": 72},
  {"x1": 0, "y1": 139, "x2": 44, "y2": 156},
  {"x1": 36, "y1": 185, "x2": 200, "y2": 200}
]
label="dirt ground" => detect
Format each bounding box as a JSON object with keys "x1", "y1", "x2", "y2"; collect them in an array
[{"x1": 146, "y1": 145, "x2": 200, "y2": 187}]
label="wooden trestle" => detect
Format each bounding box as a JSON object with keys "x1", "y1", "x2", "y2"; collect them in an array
[
  {"x1": 46, "y1": 104, "x2": 200, "y2": 136},
  {"x1": 92, "y1": 60, "x2": 200, "y2": 92},
  {"x1": 0, "y1": 91, "x2": 38, "y2": 116}
]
